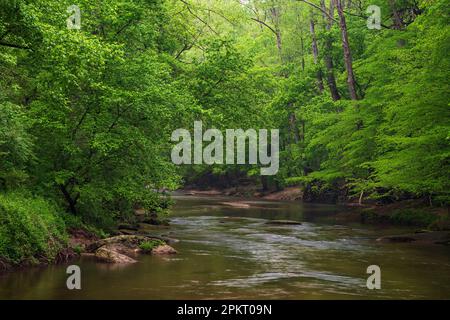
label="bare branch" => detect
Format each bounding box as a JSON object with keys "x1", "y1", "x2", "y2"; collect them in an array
[
  {"x1": 250, "y1": 17, "x2": 277, "y2": 35},
  {"x1": 297, "y1": 0, "x2": 338, "y2": 23},
  {"x1": 179, "y1": 0, "x2": 219, "y2": 35}
]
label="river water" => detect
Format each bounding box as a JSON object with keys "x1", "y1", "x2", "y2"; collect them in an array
[{"x1": 1, "y1": 195, "x2": 449, "y2": 299}]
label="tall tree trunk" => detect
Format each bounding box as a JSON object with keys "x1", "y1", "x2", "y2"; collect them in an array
[
  {"x1": 298, "y1": 17, "x2": 306, "y2": 71},
  {"x1": 289, "y1": 111, "x2": 301, "y2": 144},
  {"x1": 269, "y1": 6, "x2": 283, "y2": 62},
  {"x1": 309, "y1": 17, "x2": 324, "y2": 93},
  {"x1": 334, "y1": 0, "x2": 358, "y2": 100},
  {"x1": 300, "y1": 32, "x2": 305, "y2": 71},
  {"x1": 276, "y1": 31, "x2": 282, "y2": 59},
  {"x1": 320, "y1": 0, "x2": 341, "y2": 101}
]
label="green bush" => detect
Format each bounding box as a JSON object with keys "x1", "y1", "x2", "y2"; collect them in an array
[
  {"x1": 139, "y1": 240, "x2": 164, "y2": 253},
  {"x1": 0, "y1": 192, "x2": 67, "y2": 265}
]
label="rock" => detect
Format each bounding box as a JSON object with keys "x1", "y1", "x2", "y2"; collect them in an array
[
  {"x1": 219, "y1": 216, "x2": 253, "y2": 224},
  {"x1": 95, "y1": 246, "x2": 137, "y2": 264},
  {"x1": 220, "y1": 202, "x2": 251, "y2": 208},
  {"x1": 134, "y1": 208, "x2": 147, "y2": 216},
  {"x1": 184, "y1": 190, "x2": 222, "y2": 196},
  {"x1": 220, "y1": 216, "x2": 248, "y2": 222},
  {"x1": 151, "y1": 244, "x2": 178, "y2": 255},
  {"x1": 265, "y1": 220, "x2": 302, "y2": 225},
  {"x1": 87, "y1": 235, "x2": 168, "y2": 252},
  {"x1": 118, "y1": 224, "x2": 139, "y2": 231},
  {"x1": 108, "y1": 243, "x2": 140, "y2": 257},
  {"x1": 68, "y1": 228, "x2": 99, "y2": 250},
  {"x1": 87, "y1": 235, "x2": 178, "y2": 262},
  {"x1": 377, "y1": 231, "x2": 450, "y2": 245},
  {"x1": 119, "y1": 229, "x2": 137, "y2": 235},
  {"x1": 376, "y1": 236, "x2": 416, "y2": 243}
]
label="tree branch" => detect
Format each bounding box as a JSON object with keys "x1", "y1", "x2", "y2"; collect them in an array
[
  {"x1": 0, "y1": 41, "x2": 30, "y2": 50},
  {"x1": 298, "y1": 0, "x2": 338, "y2": 23},
  {"x1": 180, "y1": 0, "x2": 219, "y2": 35},
  {"x1": 250, "y1": 18, "x2": 277, "y2": 35}
]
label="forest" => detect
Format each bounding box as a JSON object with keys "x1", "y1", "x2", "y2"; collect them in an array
[{"x1": 0, "y1": 0, "x2": 449, "y2": 268}]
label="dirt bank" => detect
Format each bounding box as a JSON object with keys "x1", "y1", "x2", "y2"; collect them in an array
[{"x1": 183, "y1": 186, "x2": 303, "y2": 201}]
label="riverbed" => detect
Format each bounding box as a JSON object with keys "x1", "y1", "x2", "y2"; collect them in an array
[{"x1": 1, "y1": 195, "x2": 449, "y2": 299}]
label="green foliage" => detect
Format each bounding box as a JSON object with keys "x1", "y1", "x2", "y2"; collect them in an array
[
  {"x1": 139, "y1": 239, "x2": 164, "y2": 253},
  {"x1": 1, "y1": 0, "x2": 189, "y2": 229},
  {"x1": 270, "y1": 0, "x2": 450, "y2": 204},
  {"x1": 72, "y1": 244, "x2": 84, "y2": 255},
  {"x1": 0, "y1": 192, "x2": 67, "y2": 265},
  {"x1": 60, "y1": 212, "x2": 108, "y2": 238},
  {"x1": 389, "y1": 209, "x2": 439, "y2": 227},
  {"x1": 360, "y1": 207, "x2": 441, "y2": 227},
  {"x1": 0, "y1": 103, "x2": 34, "y2": 190}
]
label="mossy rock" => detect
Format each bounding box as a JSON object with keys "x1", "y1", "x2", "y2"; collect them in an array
[{"x1": 95, "y1": 246, "x2": 137, "y2": 264}]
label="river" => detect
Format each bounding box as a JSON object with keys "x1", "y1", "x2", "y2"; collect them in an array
[{"x1": 1, "y1": 195, "x2": 449, "y2": 299}]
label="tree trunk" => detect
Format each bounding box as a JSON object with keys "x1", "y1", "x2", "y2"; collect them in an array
[
  {"x1": 334, "y1": 0, "x2": 358, "y2": 100},
  {"x1": 289, "y1": 112, "x2": 301, "y2": 143},
  {"x1": 320, "y1": 0, "x2": 341, "y2": 101},
  {"x1": 59, "y1": 184, "x2": 78, "y2": 215},
  {"x1": 261, "y1": 176, "x2": 269, "y2": 192},
  {"x1": 299, "y1": 22, "x2": 306, "y2": 71},
  {"x1": 276, "y1": 31, "x2": 283, "y2": 59},
  {"x1": 309, "y1": 17, "x2": 324, "y2": 93},
  {"x1": 301, "y1": 119, "x2": 305, "y2": 142},
  {"x1": 300, "y1": 35, "x2": 305, "y2": 71},
  {"x1": 269, "y1": 7, "x2": 283, "y2": 62}
]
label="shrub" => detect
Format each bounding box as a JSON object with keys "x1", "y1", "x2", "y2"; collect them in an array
[
  {"x1": 139, "y1": 240, "x2": 164, "y2": 253},
  {"x1": 0, "y1": 192, "x2": 67, "y2": 265}
]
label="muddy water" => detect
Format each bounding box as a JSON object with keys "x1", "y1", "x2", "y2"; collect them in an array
[{"x1": 1, "y1": 195, "x2": 449, "y2": 299}]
